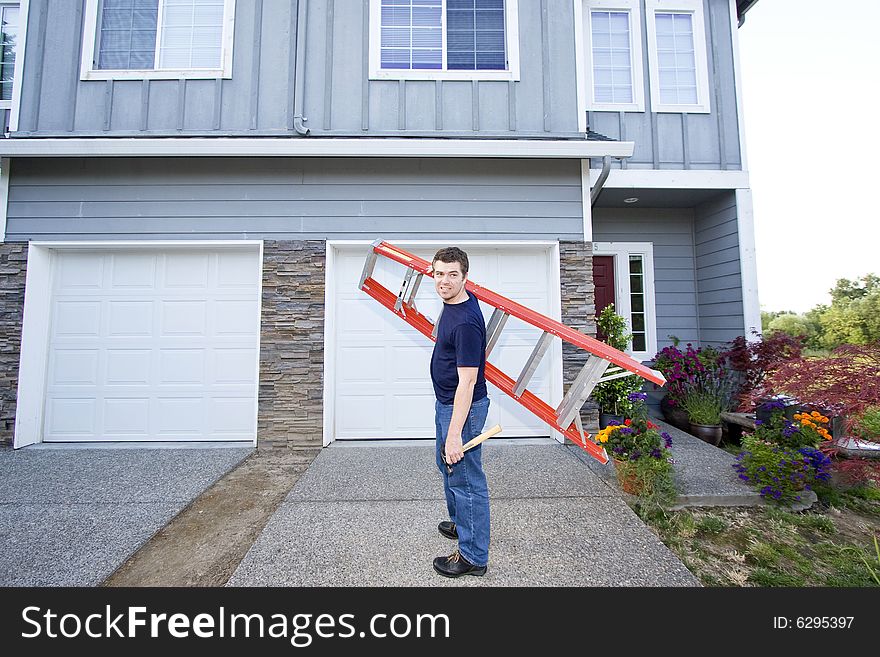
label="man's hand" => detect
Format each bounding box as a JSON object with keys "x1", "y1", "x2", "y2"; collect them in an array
[{"x1": 445, "y1": 433, "x2": 464, "y2": 465}]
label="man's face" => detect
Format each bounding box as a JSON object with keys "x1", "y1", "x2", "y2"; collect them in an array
[{"x1": 432, "y1": 259, "x2": 467, "y2": 302}]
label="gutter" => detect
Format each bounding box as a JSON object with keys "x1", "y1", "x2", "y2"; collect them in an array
[
  {"x1": 293, "y1": 0, "x2": 310, "y2": 135},
  {"x1": 590, "y1": 155, "x2": 612, "y2": 207}
]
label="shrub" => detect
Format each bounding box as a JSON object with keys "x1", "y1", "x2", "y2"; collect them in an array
[
  {"x1": 721, "y1": 331, "x2": 804, "y2": 411},
  {"x1": 590, "y1": 304, "x2": 644, "y2": 416},
  {"x1": 757, "y1": 342, "x2": 880, "y2": 426}
]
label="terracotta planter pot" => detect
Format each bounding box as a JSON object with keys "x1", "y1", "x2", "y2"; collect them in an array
[
  {"x1": 690, "y1": 422, "x2": 723, "y2": 446},
  {"x1": 613, "y1": 458, "x2": 641, "y2": 495}
]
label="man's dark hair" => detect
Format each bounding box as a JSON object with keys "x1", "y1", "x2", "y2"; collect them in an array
[{"x1": 432, "y1": 246, "x2": 469, "y2": 276}]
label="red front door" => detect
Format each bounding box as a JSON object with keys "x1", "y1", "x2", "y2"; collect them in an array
[{"x1": 593, "y1": 255, "x2": 615, "y2": 342}]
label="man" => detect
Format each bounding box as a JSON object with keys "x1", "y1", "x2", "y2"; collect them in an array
[{"x1": 429, "y1": 246, "x2": 490, "y2": 578}]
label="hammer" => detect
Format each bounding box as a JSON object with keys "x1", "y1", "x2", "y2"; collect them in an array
[{"x1": 443, "y1": 424, "x2": 503, "y2": 474}]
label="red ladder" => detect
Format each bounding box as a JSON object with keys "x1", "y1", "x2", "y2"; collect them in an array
[{"x1": 359, "y1": 240, "x2": 666, "y2": 464}]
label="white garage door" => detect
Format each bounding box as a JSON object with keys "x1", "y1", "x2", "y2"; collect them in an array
[
  {"x1": 43, "y1": 247, "x2": 261, "y2": 442},
  {"x1": 332, "y1": 244, "x2": 561, "y2": 440}
]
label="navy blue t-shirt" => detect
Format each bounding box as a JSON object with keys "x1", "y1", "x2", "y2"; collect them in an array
[{"x1": 430, "y1": 293, "x2": 488, "y2": 405}]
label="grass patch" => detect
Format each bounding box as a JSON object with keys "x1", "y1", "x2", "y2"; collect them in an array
[{"x1": 639, "y1": 504, "x2": 880, "y2": 587}]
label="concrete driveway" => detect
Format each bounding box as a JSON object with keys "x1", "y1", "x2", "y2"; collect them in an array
[
  {"x1": 228, "y1": 440, "x2": 700, "y2": 586},
  {"x1": 0, "y1": 444, "x2": 251, "y2": 586}
]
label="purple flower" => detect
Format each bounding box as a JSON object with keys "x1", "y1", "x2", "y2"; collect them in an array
[
  {"x1": 628, "y1": 392, "x2": 648, "y2": 401},
  {"x1": 619, "y1": 428, "x2": 633, "y2": 435},
  {"x1": 607, "y1": 419, "x2": 621, "y2": 426},
  {"x1": 754, "y1": 419, "x2": 764, "y2": 426}
]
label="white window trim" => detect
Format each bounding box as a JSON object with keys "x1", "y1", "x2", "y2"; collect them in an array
[
  {"x1": 368, "y1": 0, "x2": 520, "y2": 81},
  {"x1": 592, "y1": 241, "x2": 657, "y2": 362},
  {"x1": 576, "y1": 0, "x2": 645, "y2": 117},
  {"x1": 80, "y1": 0, "x2": 236, "y2": 81},
  {"x1": 645, "y1": 0, "x2": 711, "y2": 114},
  {"x1": 0, "y1": 0, "x2": 20, "y2": 110}
]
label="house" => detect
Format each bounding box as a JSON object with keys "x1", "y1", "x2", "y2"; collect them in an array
[{"x1": 0, "y1": 0, "x2": 760, "y2": 450}]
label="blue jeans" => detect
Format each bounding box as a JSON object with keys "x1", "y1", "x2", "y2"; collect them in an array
[{"x1": 434, "y1": 396, "x2": 491, "y2": 567}]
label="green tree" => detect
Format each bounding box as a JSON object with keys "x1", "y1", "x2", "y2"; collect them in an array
[
  {"x1": 767, "y1": 313, "x2": 815, "y2": 342},
  {"x1": 815, "y1": 274, "x2": 880, "y2": 348}
]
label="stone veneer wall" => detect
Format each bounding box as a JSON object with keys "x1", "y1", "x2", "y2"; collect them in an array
[
  {"x1": 258, "y1": 241, "x2": 326, "y2": 449},
  {"x1": 1, "y1": 243, "x2": 27, "y2": 447},
  {"x1": 558, "y1": 240, "x2": 599, "y2": 432}
]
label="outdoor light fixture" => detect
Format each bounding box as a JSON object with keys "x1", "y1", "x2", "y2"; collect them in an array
[{"x1": 624, "y1": 197, "x2": 639, "y2": 203}]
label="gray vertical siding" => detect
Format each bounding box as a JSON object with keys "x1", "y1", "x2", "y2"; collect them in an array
[
  {"x1": 5, "y1": 157, "x2": 585, "y2": 241},
  {"x1": 9, "y1": 0, "x2": 743, "y2": 170},
  {"x1": 694, "y1": 190, "x2": 743, "y2": 346},
  {"x1": 593, "y1": 208, "x2": 700, "y2": 351},
  {"x1": 593, "y1": 198, "x2": 746, "y2": 352}
]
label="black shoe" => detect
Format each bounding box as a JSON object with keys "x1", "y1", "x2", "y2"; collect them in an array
[
  {"x1": 433, "y1": 550, "x2": 487, "y2": 578},
  {"x1": 438, "y1": 521, "x2": 458, "y2": 540}
]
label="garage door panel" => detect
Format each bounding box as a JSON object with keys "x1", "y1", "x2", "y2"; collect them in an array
[
  {"x1": 338, "y1": 346, "x2": 385, "y2": 382},
  {"x1": 159, "y1": 349, "x2": 206, "y2": 384},
  {"x1": 161, "y1": 300, "x2": 208, "y2": 336},
  {"x1": 50, "y1": 350, "x2": 99, "y2": 386},
  {"x1": 390, "y1": 394, "x2": 435, "y2": 433},
  {"x1": 105, "y1": 350, "x2": 151, "y2": 385},
  {"x1": 109, "y1": 301, "x2": 153, "y2": 336},
  {"x1": 338, "y1": 396, "x2": 385, "y2": 434},
  {"x1": 390, "y1": 345, "x2": 430, "y2": 382},
  {"x1": 215, "y1": 300, "x2": 260, "y2": 336},
  {"x1": 213, "y1": 348, "x2": 258, "y2": 384},
  {"x1": 54, "y1": 301, "x2": 101, "y2": 336},
  {"x1": 58, "y1": 253, "x2": 103, "y2": 289},
  {"x1": 44, "y1": 248, "x2": 260, "y2": 443},
  {"x1": 46, "y1": 398, "x2": 97, "y2": 437},
  {"x1": 156, "y1": 398, "x2": 204, "y2": 434},
  {"x1": 337, "y1": 298, "x2": 386, "y2": 335},
  {"x1": 209, "y1": 398, "x2": 257, "y2": 434},
  {"x1": 103, "y1": 398, "x2": 150, "y2": 435},
  {"x1": 111, "y1": 254, "x2": 155, "y2": 288},
  {"x1": 164, "y1": 253, "x2": 210, "y2": 288}
]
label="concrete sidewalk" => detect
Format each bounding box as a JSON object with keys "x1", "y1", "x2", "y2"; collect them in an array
[
  {"x1": 227, "y1": 441, "x2": 700, "y2": 586},
  {"x1": 0, "y1": 444, "x2": 252, "y2": 586}
]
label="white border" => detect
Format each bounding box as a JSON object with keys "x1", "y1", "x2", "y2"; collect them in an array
[
  {"x1": 323, "y1": 239, "x2": 563, "y2": 446},
  {"x1": 7, "y1": 0, "x2": 26, "y2": 130},
  {"x1": 80, "y1": 0, "x2": 236, "y2": 81},
  {"x1": 368, "y1": 0, "x2": 521, "y2": 81},
  {"x1": 0, "y1": 1, "x2": 20, "y2": 110},
  {"x1": 728, "y1": 0, "x2": 748, "y2": 171},
  {"x1": 735, "y1": 188, "x2": 760, "y2": 337},
  {"x1": 580, "y1": 158, "x2": 592, "y2": 241},
  {"x1": 0, "y1": 157, "x2": 9, "y2": 242},
  {"x1": 576, "y1": 0, "x2": 646, "y2": 122},
  {"x1": 592, "y1": 240, "x2": 657, "y2": 361},
  {"x1": 0, "y1": 137, "x2": 636, "y2": 158},
  {"x1": 13, "y1": 239, "x2": 263, "y2": 449},
  {"x1": 588, "y1": 167, "x2": 748, "y2": 189},
  {"x1": 645, "y1": 0, "x2": 711, "y2": 114}
]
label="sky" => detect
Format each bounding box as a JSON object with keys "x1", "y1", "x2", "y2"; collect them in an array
[{"x1": 737, "y1": 0, "x2": 880, "y2": 313}]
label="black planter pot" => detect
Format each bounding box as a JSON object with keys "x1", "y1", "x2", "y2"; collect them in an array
[
  {"x1": 660, "y1": 396, "x2": 689, "y2": 430},
  {"x1": 690, "y1": 422, "x2": 723, "y2": 446},
  {"x1": 599, "y1": 413, "x2": 625, "y2": 429}
]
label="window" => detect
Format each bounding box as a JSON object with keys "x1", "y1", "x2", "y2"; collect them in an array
[
  {"x1": 581, "y1": 0, "x2": 644, "y2": 112},
  {"x1": 593, "y1": 242, "x2": 657, "y2": 361},
  {"x1": 369, "y1": 0, "x2": 520, "y2": 80},
  {"x1": 81, "y1": 0, "x2": 236, "y2": 80},
  {"x1": 0, "y1": 2, "x2": 19, "y2": 109},
  {"x1": 645, "y1": 0, "x2": 710, "y2": 113}
]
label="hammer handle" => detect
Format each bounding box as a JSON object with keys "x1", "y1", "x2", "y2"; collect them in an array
[{"x1": 462, "y1": 424, "x2": 503, "y2": 452}]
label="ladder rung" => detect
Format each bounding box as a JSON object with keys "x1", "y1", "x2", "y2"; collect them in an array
[
  {"x1": 394, "y1": 268, "x2": 416, "y2": 314},
  {"x1": 556, "y1": 356, "x2": 610, "y2": 430},
  {"x1": 598, "y1": 370, "x2": 637, "y2": 383},
  {"x1": 431, "y1": 304, "x2": 444, "y2": 339},
  {"x1": 406, "y1": 272, "x2": 423, "y2": 307},
  {"x1": 513, "y1": 331, "x2": 553, "y2": 397},
  {"x1": 485, "y1": 308, "x2": 510, "y2": 357}
]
